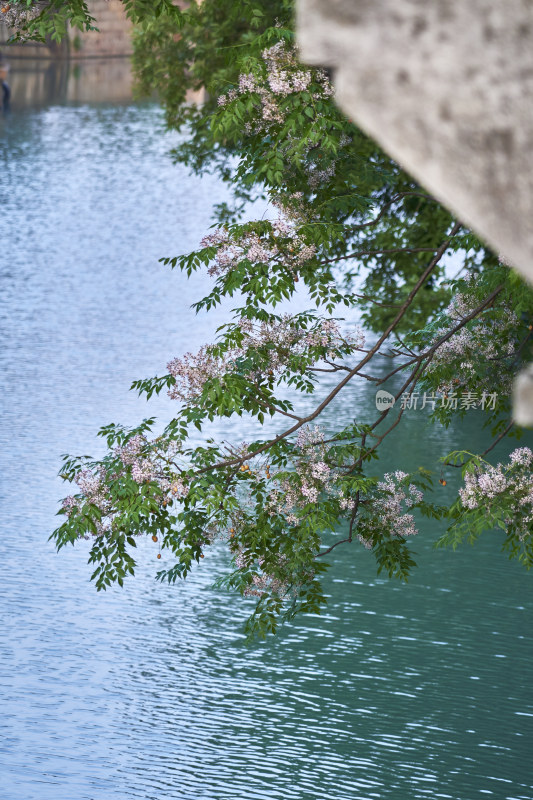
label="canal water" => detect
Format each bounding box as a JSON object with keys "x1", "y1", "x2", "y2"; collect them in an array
[{"x1": 0, "y1": 64, "x2": 532, "y2": 800}]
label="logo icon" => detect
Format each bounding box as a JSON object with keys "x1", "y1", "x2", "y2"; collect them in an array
[{"x1": 375, "y1": 390, "x2": 396, "y2": 411}]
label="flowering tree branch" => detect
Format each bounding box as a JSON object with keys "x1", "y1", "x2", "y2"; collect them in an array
[{"x1": 38, "y1": 0, "x2": 533, "y2": 638}]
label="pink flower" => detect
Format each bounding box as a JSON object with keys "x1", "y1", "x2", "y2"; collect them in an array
[
  {"x1": 360, "y1": 472, "x2": 423, "y2": 543},
  {"x1": 509, "y1": 447, "x2": 533, "y2": 466},
  {"x1": 61, "y1": 496, "x2": 78, "y2": 517}
]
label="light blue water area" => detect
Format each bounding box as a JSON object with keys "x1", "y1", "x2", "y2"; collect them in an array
[{"x1": 0, "y1": 92, "x2": 532, "y2": 800}]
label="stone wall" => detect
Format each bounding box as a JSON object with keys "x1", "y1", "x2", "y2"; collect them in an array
[
  {"x1": 0, "y1": 0, "x2": 132, "y2": 59},
  {"x1": 0, "y1": 25, "x2": 67, "y2": 59},
  {"x1": 4, "y1": 57, "x2": 134, "y2": 106},
  {"x1": 297, "y1": 0, "x2": 533, "y2": 288},
  {"x1": 69, "y1": 0, "x2": 133, "y2": 58}
]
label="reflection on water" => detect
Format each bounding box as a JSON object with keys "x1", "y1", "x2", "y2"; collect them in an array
[
  {"x1": 1, "y1": 57, "x2": 133, "y2": 108},
  {"x1": 0, "y1": 86, "x2": 532, "y2": 800}
]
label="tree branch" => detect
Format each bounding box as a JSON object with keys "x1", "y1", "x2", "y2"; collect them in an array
[{"x1": 194, "y1": 224, "x2": 461, "y2": 475}]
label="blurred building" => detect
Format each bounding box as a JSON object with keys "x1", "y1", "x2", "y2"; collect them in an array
[
  {"x1": 0, "y1": 1, "x2": 134, "y2": 106},
  {"x1": 0, "y1": 0, "x2": 133, "y2": 59}
]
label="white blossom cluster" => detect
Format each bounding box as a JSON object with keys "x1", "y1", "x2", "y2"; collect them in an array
[
  {"x1": 75, "y1": 467, "x2": 110, "y2": 512},
  {"x1": 114, "y1": 434, "x2": 184, "y2": 488},
  {"x1": 115, "y1": 433, "x2": 156, "y2": 483},
  {"x1": 217, "y1": 41, "x2": 332, "y2": 132},
  {"x1": 200, "y1": 199, "x2": 316, "y2": 279},
  {"x1": 167, "y1": 317, "x2": 364, "y2": 403},
  {"x1": 357, "y1": 471, "x2": 423, "y2": 549},
  {"x1": 61, "y1": 467, "x2": 112, "y2": 538},
  {"x1": 265, "y1": 425, "x2": 332, "y2": 522},
  {"x1": 232, "y1": 509, "x2": 315, "y2": 599},
  {"x1": 427, "y1": 285, "x2": 519, "y2": 395},
  {"x1": 0, "y1": 1, "x2": 45, "y2": 35},
  {"x1": 263, "y1": 424, "x2": 356, "y2": 525},
  {"x1": 61, "y1": 436, "x2": 188, "y2": 538},
  {"x1": 167, "y1": 345, "x2": 224, "y2": 403},
  {"x1": 459, "y1": 447, "x2": 533, "y2": 539},
  {"x1": 216, "y1": 41, "x2": 344, "y2": 191},
  {"x1": 235, "y1": 551, "x2": 291, "y2": 599}
]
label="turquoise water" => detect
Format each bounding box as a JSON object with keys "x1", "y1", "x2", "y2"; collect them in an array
[{"x1": 1, "y1": 91, "x2": 532, "y2": 800}]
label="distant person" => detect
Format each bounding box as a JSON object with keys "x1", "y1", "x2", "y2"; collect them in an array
[
  {"x1": 2, "y1": 78, "x2": 10, "y2": 112},
  {"x1": 0, "y1": 53, "x2": 10, "y2": 112}
]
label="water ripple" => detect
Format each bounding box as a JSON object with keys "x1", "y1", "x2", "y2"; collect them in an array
[{"x1": 0, "y1": 100, "x2": 532, "y2": 800}]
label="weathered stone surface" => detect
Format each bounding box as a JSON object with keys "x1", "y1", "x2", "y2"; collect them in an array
[
  {"x1": 297, "y1": 0, "x2": 533, "y2": 286},
  {"x1": 68, "y1": 0, "x2": 133, "y2": 57},
  {"x1": 513, "y1": 364, "x2": 533, "y2": 426}
]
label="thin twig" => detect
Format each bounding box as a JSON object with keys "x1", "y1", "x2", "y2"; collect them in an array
[
  {"x1": 317, "y1": 493, "x2": 360, "y2": 557},
  {"x1": 444, "y1": 420, "x2": 515, "y2": 469},
  {"x1": 318, "y1": 246, "x2": 439, "y2": 267}
]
